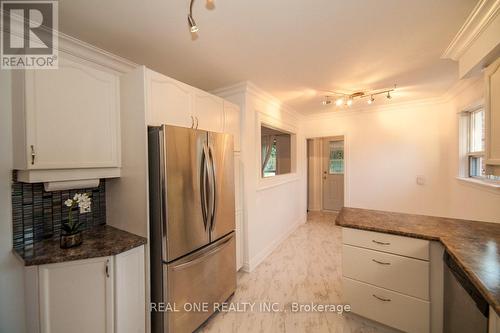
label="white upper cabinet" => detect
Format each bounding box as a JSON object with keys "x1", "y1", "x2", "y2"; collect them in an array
[
  {"x1": 223, "y1": 101, "x2": 241, "y2": 151},
  {"x1": 145, "y1": 68, "x2": 224, "y2": 133},
  {"x1": 193, "y1": 90, "x2": 224, "y2": 132},
  {"x1": 147, "y1": 69, "x2": 193, "y2": 128},
  {"x1": 12, "y1": 51, "x2": 122, "y2": 182},
  {"x1": 485, "y1": 57, "x2": 500, "y2": 168}
]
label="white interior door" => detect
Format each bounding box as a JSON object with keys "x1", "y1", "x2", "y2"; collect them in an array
[{"x1": 322, "y1": 137, "x2": 344, "y2": 211}]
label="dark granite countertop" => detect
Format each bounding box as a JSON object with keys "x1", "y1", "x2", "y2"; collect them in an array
[
  {"x1": 14, "y1": 225, "x2": 147, "y2": 266},
  {"x1": 336, "y1": 207, "x2": 500, "y2": 316}
]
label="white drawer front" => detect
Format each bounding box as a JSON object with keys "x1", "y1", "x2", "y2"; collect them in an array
[
  {"x1": 342, "y1": 227, "x2": 429, "y2": 260},
  {"x1": 343, "y1": 245, "x2": 429, "y2": 300},
  {"x1": 343, "y1": 277, "x2": 430, "y2": 333}
]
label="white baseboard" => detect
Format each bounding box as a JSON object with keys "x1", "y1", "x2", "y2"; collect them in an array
[{"x1": 242, "y1": 213, "x2": 306, "y2": 272}]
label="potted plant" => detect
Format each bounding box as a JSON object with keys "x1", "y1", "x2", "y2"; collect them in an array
[{"x1": 60, "y1": 193, "x2": 92, "y2": 249}]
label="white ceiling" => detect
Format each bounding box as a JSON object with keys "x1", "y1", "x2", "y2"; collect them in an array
[{"x1": 58, "y1": 0, "x2": 477, "y2": 114}]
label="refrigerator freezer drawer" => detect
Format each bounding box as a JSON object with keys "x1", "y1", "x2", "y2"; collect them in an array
[{"x1": 164, "y1": 232, "x2": 236, "y2": 333}]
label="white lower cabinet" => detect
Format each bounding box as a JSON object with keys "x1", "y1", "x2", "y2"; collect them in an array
[
  {"x1": 342, "y1": 228, "x2": 433, "y2": 333},
  {"x1": 39, "y1": 256, "x2": 114, "y2": 333},
  {"x1": 343, "y1": 277, "x2": 430, "y2": 333},
  {"x1": 25, "y1": 246, "x2": 145, "y2": 333}
]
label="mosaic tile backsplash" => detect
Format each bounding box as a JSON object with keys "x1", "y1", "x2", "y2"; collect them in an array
[{"x1": 12, "y1": 177, "x2": 106, "y2": 251}]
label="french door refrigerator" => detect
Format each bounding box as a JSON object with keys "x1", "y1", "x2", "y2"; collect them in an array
[{"x1": 148, "y1": 125, "x2": 236, "y2": 333}]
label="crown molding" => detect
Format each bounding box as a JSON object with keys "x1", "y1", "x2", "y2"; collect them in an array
[
  {"x1": 442, "y1": 0, "x2": 500, "y2": 60},
  {"x1": 0, "y1": 9, "x2": 137, "y2": 73},
  {"x1": 58, "y1": 32, "x2": 137, "y2": 74},
  {"x1": 213, "y1": 81, "x2": 304, "y2": 121}
]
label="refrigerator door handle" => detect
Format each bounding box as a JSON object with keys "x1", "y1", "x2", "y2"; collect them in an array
[
  {"x1": 208, "y1": 145, "x2": 217, "y2": 231},
  {"x1": 201, "y1": 143, "x2": 211, "y2": 230}
]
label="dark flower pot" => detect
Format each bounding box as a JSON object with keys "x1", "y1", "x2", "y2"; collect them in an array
[{"x1": 60, "y1": 231, "x2": 83, "y2": 249}]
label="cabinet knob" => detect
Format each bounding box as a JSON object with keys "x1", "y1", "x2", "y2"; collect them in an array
[{"x1": 105, "y1": 259, "x2": 110, "y2": 278}]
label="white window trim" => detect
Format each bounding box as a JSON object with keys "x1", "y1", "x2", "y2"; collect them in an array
[
  {"x1": 457, "y1": 100, "x2": 500, "y2": 191},
  {"x1": 257, "y1": 114, "x2": 298, "y2": 189}
]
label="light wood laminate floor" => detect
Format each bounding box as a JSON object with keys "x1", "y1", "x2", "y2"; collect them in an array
[{"x1": 198, "y1": 212, "x2": 398, "y2": 333}]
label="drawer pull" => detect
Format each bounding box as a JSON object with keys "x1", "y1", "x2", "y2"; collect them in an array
[
  {"x1": 372, "y1": 294, "x2": 391, "y2": 302},
  {"x1": 372, "y1": 259, "x2": 391, "y2": 265},
  {"x1": 372, "y1": 239, "x2": 390, "y2": 245}
]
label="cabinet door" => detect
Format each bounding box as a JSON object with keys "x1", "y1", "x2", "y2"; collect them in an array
[
  {"x1": 235, "y1": 210, "x2": 243, "y2": 271},
  {"x1": 114, "y1": 246, "x2": 146, "y2": 333},
  {"x1": 223, "y1": 101, "x2": 241, "y2": 151},
  {"x1": 25, "y1": 52, "x2": 120, "y2": 169},
  {"x1": 193, "y1": 90, "x2": 224, "y2": 132},
  {"x1": 485, "y1": 57, "x2": 500, "y2": 166},
  {"x1": 39, "y1": 257, "x2": 113, "y2": 333},
  {"x1": 147, "y1": 70, "x2": 193, "y2": 128}
]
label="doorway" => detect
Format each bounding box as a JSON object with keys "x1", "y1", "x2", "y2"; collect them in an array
[{"x1": 307, "y1": 136, "x2": 345, "y2": 212}]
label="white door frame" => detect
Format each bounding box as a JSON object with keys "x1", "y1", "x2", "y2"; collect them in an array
[{"x1": 306, "y1": 134, "x2": 349, "y2": 212}]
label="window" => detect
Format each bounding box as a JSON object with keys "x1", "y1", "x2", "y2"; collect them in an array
[
  {"x1": 328, "y1": 141, "x2": 344, "y2": 174},
  {"x1": 466, "y1": 108, "x2": 485, "y2": 178},
  {"x1": 261, "y1": 125, "x2": 292, "y2": 178}
]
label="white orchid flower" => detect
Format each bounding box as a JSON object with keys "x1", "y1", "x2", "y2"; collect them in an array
[{"x1": 64, "y1": 199, "x2": 73, "y2": 207}]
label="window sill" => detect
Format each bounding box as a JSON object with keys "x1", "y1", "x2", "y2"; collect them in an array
[
  {"x1": 257, "y1": 173, "x2": 299, "y2": 191},
  {"x1": 456, "y1": 177, "x2": 500, "y2": 191}
]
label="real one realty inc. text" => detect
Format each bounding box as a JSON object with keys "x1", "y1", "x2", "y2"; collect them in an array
[{"x1": 150, "y1": 302, "x2": 351, "y2": 314}]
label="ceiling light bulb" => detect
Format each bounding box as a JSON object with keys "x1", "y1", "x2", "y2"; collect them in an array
[
  {"x1": 367, "y1": 96, "x2": 374, "y2": 104},
  {"x1": 335, "y1": 98, "x2": 344, "y2": 106},
  {"x1": 188, "y1": 15, "x2": 198, "y2": 33},
  {"x1": 346, "y1": 98, "x2": 353, "y2": 107},
  {"x1": 322, "y1": 96, "x2": 332, "y2": 105},
  {"x1": 386, "y1": 91, "x2": 392, "y2": 99}
]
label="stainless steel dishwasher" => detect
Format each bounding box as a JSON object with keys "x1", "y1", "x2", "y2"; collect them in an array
[{"x1": 443, "y1": 251, "x2": 489, "y2": 333}]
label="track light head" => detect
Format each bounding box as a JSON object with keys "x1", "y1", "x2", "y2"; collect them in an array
[
  {"x1": 346, "y1": 98, "x2": 353, "y2": 107},
  {"x1": 335, "y1": 98, "x2": 344, "y2": 106},
  {"x1": 386, "y1": 91, "x2": 392, "y2": 99},
  {"x1": 367, "y1": 96, "x2": 374, "y2": 104},
  {"x1": 188, "y1": 14, "x2": 198, "y2": 33}
]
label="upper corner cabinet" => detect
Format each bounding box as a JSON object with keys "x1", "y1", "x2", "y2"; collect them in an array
[
  {"x1": 485, "y1": 57, "x2": 500, "y2": 170},
  {"x1": 12, "y1": 52, "x2": 121, "y2": 183}
]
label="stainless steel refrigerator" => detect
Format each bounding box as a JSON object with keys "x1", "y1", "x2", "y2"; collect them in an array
[{"x1": 148, "y1": 125, "x2": 236, "y2": 333}]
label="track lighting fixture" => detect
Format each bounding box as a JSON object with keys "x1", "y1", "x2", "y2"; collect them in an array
[
  {"x1": 188, "y1": 0, "x2": 199, "y2": 33},
  {"x1": 320, "y1": 84, "x2": 396, "y2": 107},
  {"x1": 322, "y1": 96, "x2": 332, "y2": 105}
]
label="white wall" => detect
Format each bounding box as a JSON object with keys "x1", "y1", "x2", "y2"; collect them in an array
[
  {"x1": 307, "y1": 138, "x2": 322, "y2": 211},
  {"x1": 303, "y1": 76, "x2": 500, "y2": 223},
  {"x1": 0, "y1": 71, "x2": 27, "y2": 332},
  {"x1": 215, "y1": 82, "x2": 308, "y2": 271}
]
